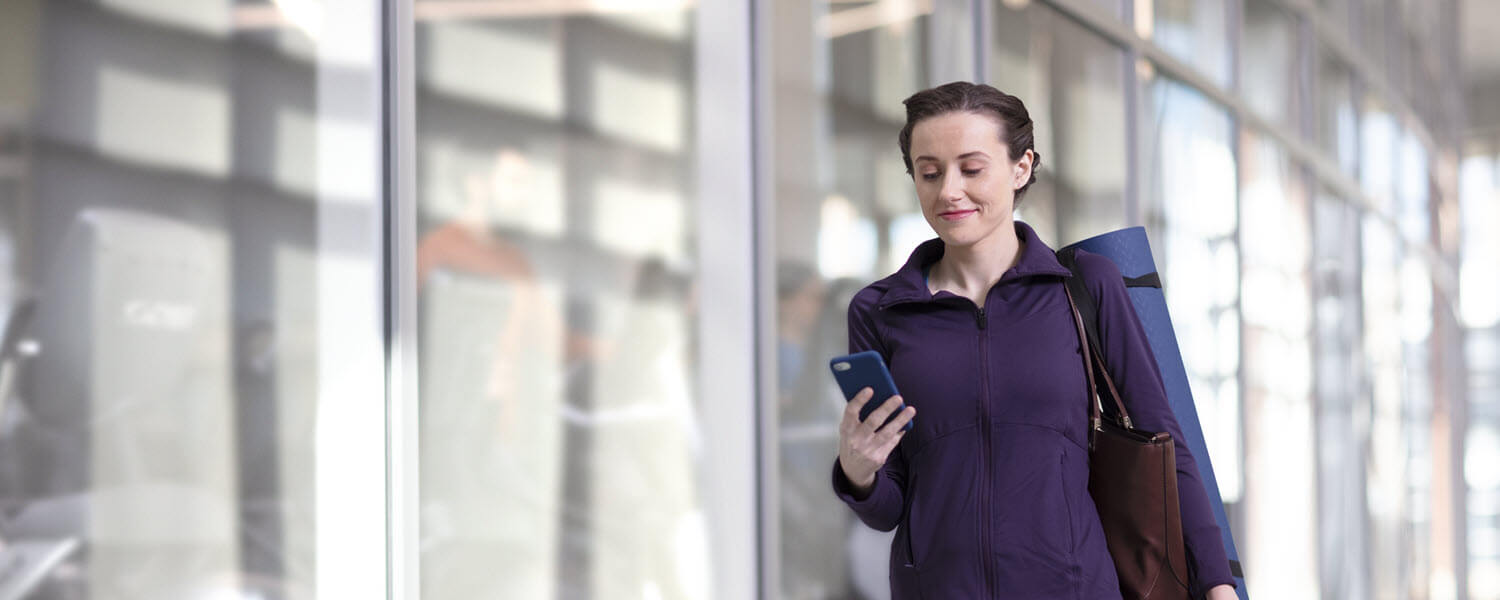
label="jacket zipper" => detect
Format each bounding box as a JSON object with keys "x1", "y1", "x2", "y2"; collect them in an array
[{"x1": 974, "y1": 303, "x2": 994, "y2": 595}]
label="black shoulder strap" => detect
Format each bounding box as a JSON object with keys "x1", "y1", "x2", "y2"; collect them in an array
[
  {"x1": 1055, "y1": 248, "x2": 1105, "y2": 359},
  {"x1": 1056, "y1": 248, "x2": 1120, "y2": 422},
  {"x1": 1123, "y1": 272, "x2": 1161, "y2": 288}
]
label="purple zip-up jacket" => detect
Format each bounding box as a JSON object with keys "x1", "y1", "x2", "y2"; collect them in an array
[{"x1": 832, "y1": 221, "x2": 1236, "y2": 598}]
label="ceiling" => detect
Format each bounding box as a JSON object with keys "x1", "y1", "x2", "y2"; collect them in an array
[
  {"x1": 1462, "y1": 0, "x2": 1500, "y2": 83},
  {"x1": 1462, "y1": 0, "x2": 1500, "y2": 137}
]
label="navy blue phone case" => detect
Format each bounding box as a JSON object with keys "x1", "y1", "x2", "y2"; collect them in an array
[{"x1": 829, "y1": 350, "x2": 913, "y2": 432}]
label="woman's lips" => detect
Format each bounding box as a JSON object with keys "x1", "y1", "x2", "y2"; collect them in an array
[{"x1": 939, "y1": 209, "x2": 977, "y2": 222}]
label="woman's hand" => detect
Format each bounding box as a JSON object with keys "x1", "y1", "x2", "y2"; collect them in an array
[
  {"x1": 837, "y1": 387, "x2": 916, "y2": 498},
  {"x1": 1205, "y1": 584, "x2": 1237, "y2": 600}
]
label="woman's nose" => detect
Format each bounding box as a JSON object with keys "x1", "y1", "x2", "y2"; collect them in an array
[{"x1": 940, "y1": 170, "x2": 965, "y2": 201}]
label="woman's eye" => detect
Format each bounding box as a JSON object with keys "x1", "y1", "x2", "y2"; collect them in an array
[
  {"x1": 962, "y1": 169, "x2": 982, "y2": 176},
  {"x1": 921, "y1": 173, "x2": 940, "y2": 181}
]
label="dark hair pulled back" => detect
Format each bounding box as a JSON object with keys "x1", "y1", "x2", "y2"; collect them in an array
[{"x1": 898, "y1": 81, "x2": 1042, "y2": 204}]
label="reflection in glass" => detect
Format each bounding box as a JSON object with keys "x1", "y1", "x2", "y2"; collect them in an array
[
  {"x1": 1459, "y1": 151, "x2": 1500, "y2": 330},
  {"x1": 1241, "y1": 0, "x2": 1300, "y2": 130},
  {"x1": 1361, "y1": 216, "x2": 1408, "y2": 600},
  {"x1": 990, "y1": 0, "x2": 1127, "y2": 247},
  {"x1": 1144, "y1": 0, "x2": 1231, "y2": 88},
  {"x1": 1360, "y1": 97, "x2": 1398, "y2": 213},
  {"x1": 1138, "y1": 75, "x2": 1241, "y2": 506},
  {"x1": 1319, "y1": 0, "x2": 1353, "y2": 38},
  {"x1": 414, "y1": 6, "x2": 707, "y2": 600},
  {"x1": 1317, "y1": 49, "x2": 1359, "y2": 175},
  {"x1": 1238, "y1": 131, "x2": 1314, "y2": 597},
  {"x1": 1455, "y1": 147, "x2": 1494, "y2": 600},
  {"x1": 770, "y1": 2, "x2": 931, "y2": 597},
  {"x1": 1312, "y1": 190, "x2": 1372, "y2": 599},
  {"x1": 1357, "y1": 0, "x2": 1388, "y2": 72},
  {"x1": 0, "y1": 0, "x2": 383, "y2": 597}
]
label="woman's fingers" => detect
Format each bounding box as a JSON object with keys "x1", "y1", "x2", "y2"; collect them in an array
[
  {"x1": 840, "y1": 387, "x2": 875, "y2": 433},
  {"x1": 860, "y1": 395, "x2": 904, "y2": 433},
  {"x1": 837, "y1": 390, "x2": 914, "y2": 484},
  {"x1": 876, "y1": 405, "x2": 916, "y2": 437},
  {"x1": 875, "y1": 428, "x2": 908, "y2": 457}
]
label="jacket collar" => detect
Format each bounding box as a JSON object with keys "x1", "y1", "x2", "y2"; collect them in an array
[{"x1": 877, "y1": 220, "x2": 1072, "y2": 308}]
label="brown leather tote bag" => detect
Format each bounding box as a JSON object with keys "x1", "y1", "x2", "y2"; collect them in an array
[{"x1": 1062, "y1": 284, "x2": 1191, "y2": 600}]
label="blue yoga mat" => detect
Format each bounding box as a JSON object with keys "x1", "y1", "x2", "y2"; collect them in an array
[{"x1": 1061, "y1": 227, "x2": 1249, "y2": 600}]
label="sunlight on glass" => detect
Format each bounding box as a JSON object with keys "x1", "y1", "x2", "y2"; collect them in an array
[
  {"x1": 817, "y1": 194, "x2": 878, "y2": 279},
  {"x1": 594, "y1": 177, "x2": 688, "y2": 261},
  {"x1": 1467, "y1": 427, "x2": 1500, "y2": 490},
  {"x1": 1401, "y1": 256, "x2": 1433, "y2": 344},
  {"x1": 591, "y1": 62, "x2": 687, "y2": 153},
  {"x1": 101, "y1": 0, "x2": 230, "y2": 36},
  {"x1": 423, "y1": 22, "x2": 564, "y2": 120},
  {"x1": 1459, "y1": 155, "x2": 1500, "y2": 328},
  {"x1": 97, "y1": 67, "x2": 230, "y2": 177}
]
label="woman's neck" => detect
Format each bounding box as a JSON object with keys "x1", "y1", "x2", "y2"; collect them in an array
[{"x1": 929, "y1": 221, "x2": 1024, "y2": 304}]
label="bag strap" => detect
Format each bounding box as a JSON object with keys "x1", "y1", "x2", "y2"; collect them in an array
[
  {"x1": 1056, "y1": 249, "x2": 1134, "y2": 450},
  {"x1": 1055, "y1": 248, "x2": 1106, "y2": 356}
]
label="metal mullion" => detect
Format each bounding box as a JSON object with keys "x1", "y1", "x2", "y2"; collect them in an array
[
  {"x1": 975, "y1": 0, "x2": 990, "y2": 83},
  {"x1": 1042, "y1": 0, "x2": 1457, "y2": 300},
  {"x1": 1122, "y1": 0, "x2": 1141, "y2": 226},
  {"x1": 383, "y1": 0, "x2": 419, "y2": 596},
  {"x1": 1229, "y1": 0, "x2": 1242, "y2": 98},
  {"x1": 751, "y1": 0, "x2": 779, "y2": 596},
  {"x1": 1226, "y1": 0, "x2": 1248, "y2": 575},
  {"x1": 695, "y1": 0, "x2": 760, "y2": 598},
  {"x1": 1108, "y1": 0, "x2": 1445, "y2": 198},
  {"x1": 1297, "y1": 0, "x2": 1440, "y2": 157}
]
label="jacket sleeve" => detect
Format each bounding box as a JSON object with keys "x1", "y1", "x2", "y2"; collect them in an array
[
  {"x1": 1079, "y1": 251, "x2": 1236, "y2": 596},
  {"x1": 829, "y1": 289, "x2": 908, "y2": 532}
]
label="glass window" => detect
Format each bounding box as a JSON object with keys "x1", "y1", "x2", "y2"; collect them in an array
[
  {"x1": 1143, "y1": 0, "x2": 1231, "y2": 88},
  {"x1": 1317, "y1": 47, "x2": 1359, "y2": 175},
  {"x1": 990, "y1": 0, "x2": 1128, "y2": 247},
  {"x1": 1468, "y1": 422, "x2": 1500, "y2": 600},
  {"x1": 1459, "y1": 145, "x2": 1500, "y2": 330},
  {"x1": 1069, "y1": 0, "x2": 1128, "y2": 22},
  {"x1": 1360, "y1": 95, "x2": 1399, "y2": 213},
  {"x1": 413, "y1": 7, "x2": 708, "y2": 599},
  {"x1": 769, "y1": 2, "x2": 930, "y2": 596},
  {"x1": 1238, "y1": 130, "x2": 1315, "y2": 597},
  {"x1": 1138, "y1": 74, "x2": 1241, "y2": 506},
  {"x1": 0, "y1": 0, "x2": 385, "y2": 597},
  {"x1": 1319, "y1": 0, "x2": 1353, "y2": 39},
  {"x1": 1242, "y1": 0, "x2": 1302, "y2": 131},
  {"x1": 1361, "y1": 215, "x2": 1407, "y2": 600},
  {"x1": 1312, "y1": 190, "x2": 1373, "y2": 599},
  {"x1": 1358, "y1": 0, "x2": 1389, "y2": 73}
]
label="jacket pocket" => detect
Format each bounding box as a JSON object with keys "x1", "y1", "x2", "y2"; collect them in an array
[
  {"x1": 1060, "y1": 451, "x2": 1078, "y2": 558},
  {"x1": 899, "y1": 468, "x2": 918, "y2": 567},
  {"x1": 900, "y1": 521, "x2": 917, "y2": 568}
]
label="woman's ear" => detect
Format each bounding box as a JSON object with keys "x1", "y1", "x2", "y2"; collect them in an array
[{"x1": 1013, "y1": 149, "x2": 1034, "y2": 190}]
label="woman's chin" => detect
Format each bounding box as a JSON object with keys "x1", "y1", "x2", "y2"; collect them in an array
[
  {"x1": 934, "y1": 228, "x2": 979, "y2": 248},
  {"x1": 933, "y1": 219, "x2": 1009, "y2": 248}
]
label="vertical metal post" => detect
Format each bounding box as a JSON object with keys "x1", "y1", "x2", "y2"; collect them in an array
[
  {"x1": 751, "y1": 0, "x2": 780, "y2": 597},
  {"x1": 1122, "y1": 0, "x2": 1142, "y2": 226},
  {"x1": 383, "y1": 0, "x2": 419, "y2": 596},
  {"x1": 696, "y1": 0, "x2": 761, "y2": 598},
  {"x1": 975, "y1": 0, "x2": 991, "y2": 83}
]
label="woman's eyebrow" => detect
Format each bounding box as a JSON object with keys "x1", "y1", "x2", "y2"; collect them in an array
[{"x1": 914, "y1": 151, "x2": 990, "y2": 162}]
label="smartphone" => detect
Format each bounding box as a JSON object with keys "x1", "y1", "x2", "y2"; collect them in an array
[{"x1": 829, "y1": 350, "x2": 914, "y2": 432}]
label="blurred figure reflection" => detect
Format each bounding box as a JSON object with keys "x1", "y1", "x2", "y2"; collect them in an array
[{"x1": 416, "y1": 148, "x2": 567, "y2": 598}]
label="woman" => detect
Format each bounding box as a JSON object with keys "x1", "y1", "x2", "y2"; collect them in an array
[{"x1": 831, "y1": 82, "x2": 1238, "y2": 599}]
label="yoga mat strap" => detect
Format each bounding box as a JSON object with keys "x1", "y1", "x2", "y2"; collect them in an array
[{"x1": 1124, "y1": 272, "x2": 1162, "y2": 288}]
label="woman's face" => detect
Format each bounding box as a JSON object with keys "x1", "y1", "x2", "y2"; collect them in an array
[{"x1": 908, "y1": 111, "x2": 1032, "y2": 249}]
